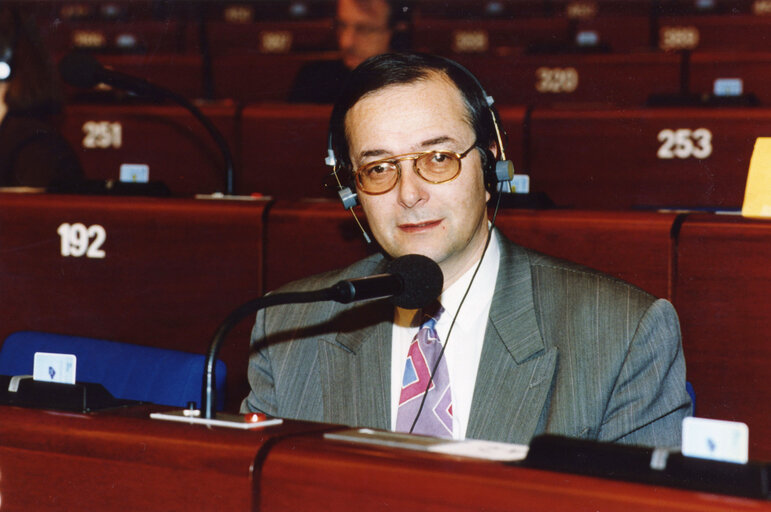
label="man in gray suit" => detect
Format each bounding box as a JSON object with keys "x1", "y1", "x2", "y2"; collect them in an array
[{"x1": 242, "y1": 53, "x2": 691, "y2": 448}]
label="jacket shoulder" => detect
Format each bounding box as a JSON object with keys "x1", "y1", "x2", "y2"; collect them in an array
[{"x1": 521, "y1": 245, "x2": 657, "y2": 302}]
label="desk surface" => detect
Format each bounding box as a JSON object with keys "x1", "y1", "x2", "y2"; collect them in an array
[{"x1": 0, "y1": 405, "x2": 768, "y2": 512}]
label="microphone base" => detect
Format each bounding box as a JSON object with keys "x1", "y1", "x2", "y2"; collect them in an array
[{"x1": 150, "y1": 409, "x2": 283, "y2": 430}]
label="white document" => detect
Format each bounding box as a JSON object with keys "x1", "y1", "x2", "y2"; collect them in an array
[
  {"x1": 682, "y1": 417, "x2": 749, "y2": 464},
  {"x1": 33, "y1": 352, "x2": 77, "y2": 385}
]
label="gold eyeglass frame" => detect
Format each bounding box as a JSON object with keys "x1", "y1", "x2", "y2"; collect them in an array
[{"x1": 354, "y1": 142, "x2": 478, "y2": 195}]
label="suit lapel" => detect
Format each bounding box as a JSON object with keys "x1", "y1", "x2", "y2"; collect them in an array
[
  {"x1": 467, "y1": 234, "x2": 558, "y2": 444},
  {"x1": 317, "y1": 259, "x2": 394, "y2": 430}
]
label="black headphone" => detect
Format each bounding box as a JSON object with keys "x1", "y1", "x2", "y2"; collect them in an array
[{"x1": 325, "y1": 58, "x2": 514, "y2": 215}]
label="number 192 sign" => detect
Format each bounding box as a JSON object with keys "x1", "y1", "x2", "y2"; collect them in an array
[{"x1": 57, "y1": 223, "x2": 107, "y2": 259}]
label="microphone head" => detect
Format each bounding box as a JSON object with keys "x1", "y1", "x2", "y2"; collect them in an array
[
  {"x1": 59, "y1": 52, "x2": 104, "y2": 89},
  {"x1": 386, "y1": 254, "x2": 443, "y2": 309}
]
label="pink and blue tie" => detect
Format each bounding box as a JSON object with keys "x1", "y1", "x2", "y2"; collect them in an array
[{"x1": 395, "y1": 304, "x2": 453, "y2": 438}]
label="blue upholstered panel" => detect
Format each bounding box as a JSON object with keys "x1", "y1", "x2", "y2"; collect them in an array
[{"x1": 0, "y1": 331, "x2": 226, "y2": 409}]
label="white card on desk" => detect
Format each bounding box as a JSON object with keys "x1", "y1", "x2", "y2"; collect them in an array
[
  {"x1": 682, "y1": 417, "x2": 749, "y2": 464},
  {"x1": 33, "y1": 352, "x2": 77, "y2": 385}
]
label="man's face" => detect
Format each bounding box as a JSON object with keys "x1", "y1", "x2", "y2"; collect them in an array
[
  {"x1": 345, "y1": 73, "x2": 491, "y2": 288},
  {"x1": 336, "y1": 0, "x2": 392, "y2": 70}
]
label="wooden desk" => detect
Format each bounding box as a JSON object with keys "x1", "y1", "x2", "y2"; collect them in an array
[
  {"x1": 261, "y1": 433, "x2": 769, "y2": 512},
  {"x1": 528, "y1": 106, "x2": 764, "y2": 209},
  {"x1": 0, "y1": 193, "x2": 268, "y2": 410},
  {"x1": 264, "y1": 201, "x2": 677, "y2": 299},
  {"x1": 690, "y1": 52, "x2": 771, "y2": 105},
  {"x1": 263, "y1": 200, "x2": 374, "y2": 291},
  {"x1": 674, "y1": 213, "x2": 771, "y2": 461},
  {"x1": 454, "y1": 52, "x2": 681, "y2": 107},
  {"x1": 657, "y1": 14, "x2": 771, "y2": 52},
  {"x1": 1, "y1": 405, "x2": 767, "y2": 512},
  {"x1": 204, "y1": 19, "x2": 336, "y2": 55},
  {"x1": 61, "y1": 101, "x2": 239, "y2": 197},
  {"x1": 42, "y1": 20, "x2": 188, "y2": 55},
  {"x1": 239, "y1": 104, "x2": 334, "y2": 199},
  {"x1": 211, "y1": 52, "x2": 339, "y2": 103},
  {"x1": 494, "y1": 209, "x2": 677, "y2": 299},
  {"x1": 0, "y1": 405, "x2": 330, "y2": 511},
  {"x1": 64, "y1": 53, "x2": 205, "y2": 101},
  {"x1": 572, "y1": 15, "x2": 653, "y2": 52},
  {"x1": 412, "y1": 17, "x2": 571, "y2": 54}
]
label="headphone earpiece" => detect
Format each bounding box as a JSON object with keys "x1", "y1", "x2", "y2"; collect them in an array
[
  {"x1": 0, "y1": 43, "x2": 13, "y2": 82},
  {"x1": 479, "y1": 117, "x2": 515, "y2": 193},
  {"x1": 326, "y1": 134, "x2": 370, "y2": 242},
  {"x1": 0, "y1": 9, "x2": 18, "y2": 83},
  {"x1": 338, "y1": 185, "x2": 358, "y2": 210},
  {"x1": 480, "y1": 147, "x2": 498, "y2": 193},
  {"x1": 326, "y1": 142, "x2": 360, "y2": 209}
]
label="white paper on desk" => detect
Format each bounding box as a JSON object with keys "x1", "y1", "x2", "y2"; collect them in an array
[
  {"x1": 427, "y1": 439, "x2": 529, "y2": 461},
  {"x1": 33, "y1": 352, "x2": 77, "y2": 385},
  {"x1": 682, "y1": 417, "x2": 748, "y2": 464}
]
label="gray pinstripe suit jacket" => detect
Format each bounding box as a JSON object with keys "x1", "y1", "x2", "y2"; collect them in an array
[{"x1": 242, "y1": 230, "x2": 691, "y2": 448}]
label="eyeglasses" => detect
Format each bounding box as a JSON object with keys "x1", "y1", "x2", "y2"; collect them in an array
[{"x1": 354, "y1": 143, "x2": 478, "y2": 195}]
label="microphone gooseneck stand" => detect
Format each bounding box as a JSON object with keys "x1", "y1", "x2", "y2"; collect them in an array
[{"x1": 201, "y1": 289, "x2": 331, "y2": 419}]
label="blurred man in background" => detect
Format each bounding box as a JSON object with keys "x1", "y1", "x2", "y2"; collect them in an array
[{"x1": 288, "y1": 0, "x2": 410, "y2": 103}]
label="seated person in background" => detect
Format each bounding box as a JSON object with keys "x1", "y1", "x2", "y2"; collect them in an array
[
  {"x1": 244, "y1": 52, "x2": 691, "y2": 448},
  {"x1": 288, "y1": 0, "x2": 410, "y2": 103},
  {"x1": 0, "y1": 7, "x2": 82, "y2": 188}
]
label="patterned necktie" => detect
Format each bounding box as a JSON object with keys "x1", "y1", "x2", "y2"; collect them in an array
[{"x1": 395, "y1": 303, "x2": 453, "y2": 438}]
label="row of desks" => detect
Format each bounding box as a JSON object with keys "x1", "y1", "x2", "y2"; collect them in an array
[
  {"x1": 0, "y1": 404, "x2": 767, "y2": 511},
  {"x1": 0, "y1": 193, "x2": 769, "y2": 459},
  {"x1": 68, "y1": 50, "x2": 771, "y2": 106},
  {"x1": 33, "y1": 9, "x2": 771, "y2": 56},
  {"x1": 62, "y1": 101, "x2": 767, "y2": 210}
]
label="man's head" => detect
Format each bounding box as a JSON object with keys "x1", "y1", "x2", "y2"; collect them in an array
[
  {"x1": 335, "y1": 0, "x2": 400, "y2": 69},
  {"x1": 330, "y1": 53, "x2": 500, "y2": 286}
]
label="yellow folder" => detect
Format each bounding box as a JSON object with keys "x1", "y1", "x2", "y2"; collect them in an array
[{"x1": 742, "y1": 137, "x2": 771, "y2": 218}]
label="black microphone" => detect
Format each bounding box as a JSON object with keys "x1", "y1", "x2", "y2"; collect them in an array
[
  {"x1": 201, "y1": 254, "x2": 443, "y2": 418},
  {"x1": 329, "y1": 254, "x2": 443, "y2": 309},
  {"x1": 58, "y1": 52, "x2": 235, "y2": 196}
]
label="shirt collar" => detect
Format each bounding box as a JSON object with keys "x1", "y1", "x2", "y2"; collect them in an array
[{"x1": 394, "y1": 228, "x2": 501, "y2": 328}]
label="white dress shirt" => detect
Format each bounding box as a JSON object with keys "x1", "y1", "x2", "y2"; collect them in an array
[{"x1": 390, "y1": 232, "x2": 500, "y2": 439}]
